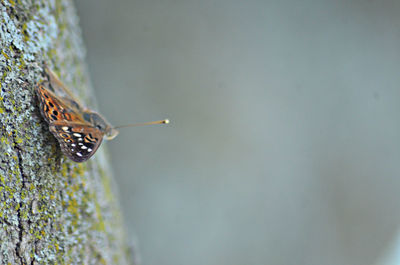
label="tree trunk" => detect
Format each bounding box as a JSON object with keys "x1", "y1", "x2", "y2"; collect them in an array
[{"x1": 0, "y1": 1, "x2": 132, "y2": 264}]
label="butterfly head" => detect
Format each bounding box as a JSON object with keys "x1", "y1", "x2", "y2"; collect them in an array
[{"x1": 83, "y1": 112, "x2": 119, "y2": 140}]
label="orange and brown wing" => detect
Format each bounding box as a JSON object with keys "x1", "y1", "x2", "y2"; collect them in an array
[{"x1": 35, "y1": 84, "x2": 85, "y2": 124}]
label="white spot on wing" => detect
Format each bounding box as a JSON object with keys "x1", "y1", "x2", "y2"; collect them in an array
[
  {"x1": 81, "y1": 145, "x2": 87, "y2": 149},
  {"x1": 76, "y1": 152, "x2": 82, "y2": 157},
  {"x1": 88, "y1": 148, "x2": 92, "y2": 152},
  {"x1": 73, "y1": 133, "x2": 81, "y2": 137},
  {"x1": 62, "y1": 126, "x2": 69, "y2": 131}
]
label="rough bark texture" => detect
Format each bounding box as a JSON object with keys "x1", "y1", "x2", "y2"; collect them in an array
[{"x1": 0, "y1": 0, "x2": 132, "y2": 264}]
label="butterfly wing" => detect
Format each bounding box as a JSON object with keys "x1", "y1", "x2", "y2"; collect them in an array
[
  {"x1": 36, "y1": 84, "x2": 105, "y2": 162},
  {"x1": 49, "y1": 123, "x2": 103, "y2": 162},
  {"x1": 36, "y1": 85, "x2": 85, "y2": 124}
]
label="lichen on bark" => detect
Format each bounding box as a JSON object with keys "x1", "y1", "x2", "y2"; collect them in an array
[{"x1": 0, "y1": 0, "x2": 131, "y2": 264}]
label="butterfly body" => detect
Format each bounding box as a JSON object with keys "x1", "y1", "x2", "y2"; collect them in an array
[{"x1": 36, "y1": 67, "x2": 117, "y2": 162}]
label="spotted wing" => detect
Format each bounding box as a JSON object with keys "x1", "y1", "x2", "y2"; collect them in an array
[
  {"x1": 49, "y1": 123, "x2": 103, "y2": 162},
  {"x1": 36, "y1": 84, "x2": 85, "y2": 124}
]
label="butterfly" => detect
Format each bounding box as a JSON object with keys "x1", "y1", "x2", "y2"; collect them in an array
[{"x1": 36, "y1": 65, "x2": 169, "y2": 162}]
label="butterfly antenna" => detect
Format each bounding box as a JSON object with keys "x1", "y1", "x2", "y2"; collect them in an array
[{"x1": 114, "y1": 119, "x2": 170, "y2": 129}]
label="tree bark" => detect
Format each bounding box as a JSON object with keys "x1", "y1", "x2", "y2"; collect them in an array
[{"x1": 0, "y1": 1, "x2": 132, "y2": 264}]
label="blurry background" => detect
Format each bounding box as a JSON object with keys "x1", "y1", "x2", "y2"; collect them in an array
[{"x1": 74, "y1": 1, "x2": 400, "y2": 265}]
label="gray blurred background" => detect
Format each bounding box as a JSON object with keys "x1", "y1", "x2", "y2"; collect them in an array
[{"x1": 74, "y1": 1, "x2": 400, "y2": 265}]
